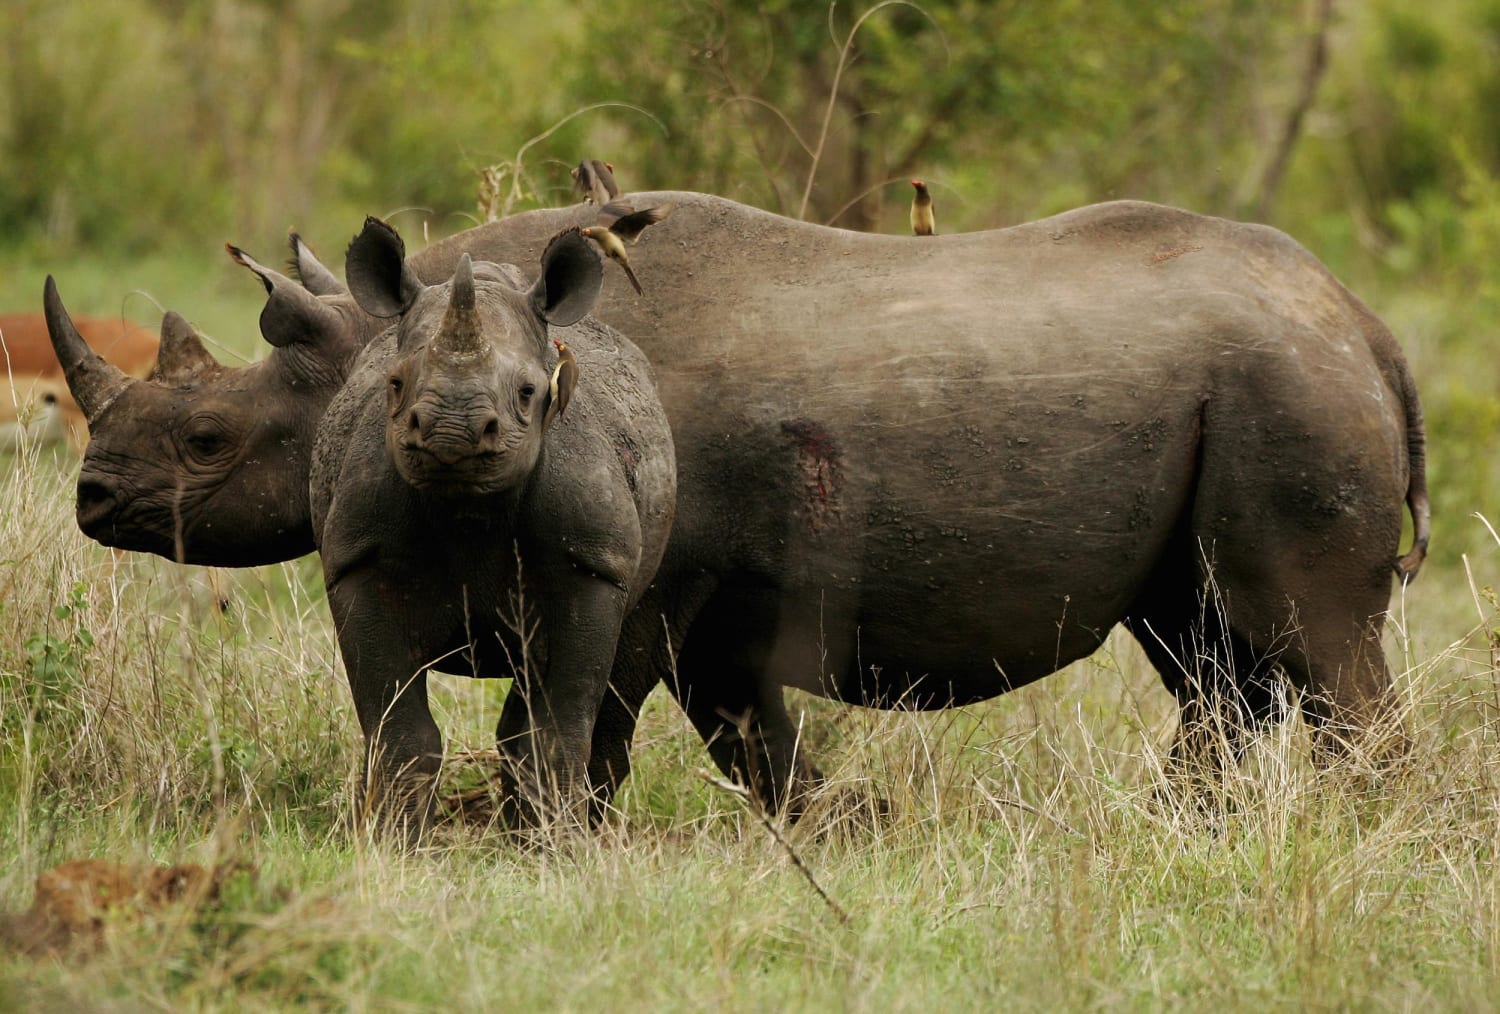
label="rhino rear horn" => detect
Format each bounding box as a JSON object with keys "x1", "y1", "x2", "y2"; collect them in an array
[
  {"x1": 42, "y1": 276, "x2": 133, "y2": 423},
  {"x1": 227, "y1": 243, "x2": 345, "y2": 349},
  {"x1": 346, "y1": 216, "x2": 423, "y2": 318},
  {"x1": 152, "y1": 312, "x2": 221, "y2": 384},
  {"x1": 288, "y1": 231, "x2": 347, "y2": 297}
]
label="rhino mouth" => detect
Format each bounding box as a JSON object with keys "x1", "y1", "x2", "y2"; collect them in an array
[{"x1": 396, "y1": 445, "x2": 526, "y2": 495}]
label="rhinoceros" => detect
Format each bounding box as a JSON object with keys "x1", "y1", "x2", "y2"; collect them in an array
[
  {"x1": 311, "y1": 223, "x2": 674, "y2": 826},
  {"x1": 47, "y1": 193, "x2": 1429, "y2": 815},
  {"x1": 41, "y1": 235, "x2": 380, "y2": 566}
]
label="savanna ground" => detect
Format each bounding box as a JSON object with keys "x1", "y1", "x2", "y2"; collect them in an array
[{"x1": 1, "y1": 250, "x2": 1500, "y2": 1010}]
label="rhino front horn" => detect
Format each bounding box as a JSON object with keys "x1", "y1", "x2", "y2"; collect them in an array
[
  {"x1": 42, "y1": 275, "x2": 133, "y2": 423},
  {"x1": 433, "y1": 254, "x2": 484, "y2": 359}
]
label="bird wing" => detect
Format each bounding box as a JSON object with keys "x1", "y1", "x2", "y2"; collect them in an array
[
  {"x1": 600, "y1": 201, "x2": 673, "y2": 244},
  {"x1": 591, "y1": 159, "x2": 620, "y2": 200},
  {"x1": 572, "y1": 161, "x2": 598, "y2": 203}
]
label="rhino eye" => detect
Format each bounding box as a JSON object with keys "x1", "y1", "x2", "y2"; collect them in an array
[
  {"x1": 519, "y1": 383, "x2": 536, "y2": 402},
  {"x1": 186, "y1": 430, "x2": 226, "y2": 457},
  {"x1": 184, "y1": 418, "x2": 230, "y2": 459}
]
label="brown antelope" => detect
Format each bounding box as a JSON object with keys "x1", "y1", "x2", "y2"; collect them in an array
[{"x1": 1, "y1": 312, "x2": 159, "y2": 451}]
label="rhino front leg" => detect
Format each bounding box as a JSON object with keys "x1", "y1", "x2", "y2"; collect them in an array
[
  {"x1": 328, "y1": 570, "x2": 445, "y2": 842},
  {"x1": 497, "y1": 568, "x2": 629, "y2": 824}
]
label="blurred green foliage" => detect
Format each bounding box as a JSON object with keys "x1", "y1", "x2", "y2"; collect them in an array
[{"x1": 3, "y1": 0, "x2": 1493, "y2": 249}]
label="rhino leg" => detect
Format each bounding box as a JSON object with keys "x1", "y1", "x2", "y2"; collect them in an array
[
  {"x1": 666, "y1": 587, "x2": 824, "y2": 817},
  {"x1": 494, "y1": 570, "x2": 631, "y2": 825},
  {"x1": 327, "y1": 571, "x2": 445, "y2": 842},
  {"x1": 1191, "y1": 481, "x2": 1407, "y2": 762},
  {"x1": 1124, "y1": 539, "x2": 1289, "y2": 778},
  {"x1": 569, "y1": 577, "x2": 710, "y2": 820}
]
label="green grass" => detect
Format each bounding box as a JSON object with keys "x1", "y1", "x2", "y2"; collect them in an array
[{"x1": 2, "y1": 415, "x2": 1500, "y2": 1010}]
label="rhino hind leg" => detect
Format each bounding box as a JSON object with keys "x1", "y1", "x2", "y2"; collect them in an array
[
  {"x1": 1124, "y1": 545, "x2": 1290, "y2": 781},
  {"x1": 667, "y1": 587, "x2": 825, "y2": 817},
  {"x1": 1184, "y1": 523, "x2": 1405, "y2": 766}
]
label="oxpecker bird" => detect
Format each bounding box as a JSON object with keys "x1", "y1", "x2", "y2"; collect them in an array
[
  {"x1": 591, "y1": 159, "x2": 620, "y2": 201},
  {"x1": 596, "y1": 199, "x2": 674, "y2": 244},
  {"x1": 545, "y1": 338, "x2": 578, "y2": 429},
  {"x1": 910, "y1": 180, "x2": 936, "y2": 236},
  {"x1": 581, "y1": 226, "x2": 644, "y2": 295},
  {"x1": 571, "y1": 159, "x2": 617, "y2": 205}
]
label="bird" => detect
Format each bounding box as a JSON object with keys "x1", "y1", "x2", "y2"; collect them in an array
[
  {"x1": 910, "y1": 180, "x2": 936, "y2": 236},
  {"x1": 596, "y1": 199, "x2": 673, "y2": 245},
  {"x1": 544, "y1": 338, "x2": 579, "y2": 429},
  {"x1": 571, "y1": 159, "x2": 617, "y2": 205},
  {"x1": 580, "y1": 226, "x2": 644, "y2": 295},
  {"x1": 590, "y1": 159, "x2": 620, "y2": 201}
]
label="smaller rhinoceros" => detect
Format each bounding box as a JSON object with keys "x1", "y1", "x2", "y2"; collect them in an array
[{"x1": 313, "y1": 220, "x2": 675, "y2": 831}]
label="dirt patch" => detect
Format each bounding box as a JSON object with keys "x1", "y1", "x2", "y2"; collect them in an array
[{"x1": 1, "y1": 858, "x2": 240, "y2": 957}]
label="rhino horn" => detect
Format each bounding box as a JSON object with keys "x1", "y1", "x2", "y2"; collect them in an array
[
  {"x1": 288, "y1": 230, "x2": 347, "y2": 297},
  {"x1": 151, "y1": 311, "x2": 221, "y2": 384},
  {"x1": 227, "y1": 242, "x2": 344, "y2": 349},
  {"x1": 431, "y1": 254, "x2": 485, "y2": 359},
  {"x1": 42, "y1": 275, "x2": 133, "y2": 423}
]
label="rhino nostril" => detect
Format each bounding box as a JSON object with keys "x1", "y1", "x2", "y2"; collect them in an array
[
  {"x1": 408, "y1": 409, "x2": 422, "y2": 433},
  {"x1": 76, "y1": 477, "x2": 118, "y2": 529},
  {"x1": 77, "y1": 477, "x2": 113, "y2": 505},
  {"x1": 482, "y1": 416, "x2": 500, "y2": 439}
]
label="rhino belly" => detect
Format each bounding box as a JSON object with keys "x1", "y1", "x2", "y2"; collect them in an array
[{"x1": 751, "y1": 433, "x2": 1197, "y2": 707}]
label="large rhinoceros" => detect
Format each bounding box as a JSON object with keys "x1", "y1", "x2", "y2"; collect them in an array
[
  {"x1": 48, "y1": 193, "x2": 1429, "y2": 814},
  {"x1": 41, "y1": 236, "x2": 381, "y2": 566}
]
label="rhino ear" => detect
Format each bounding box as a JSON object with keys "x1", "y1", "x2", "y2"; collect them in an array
[
  {"x1": 529, "y1": 227, "x2": 603, "y2": 328},
  {"x1": 346, "y1": 216, "x2": 423, "y2": 318},
  {"x1": 227, "y1": 243, "x2": 345, "y2": 350},
  {"x1": 287, "y1": 231, "x2": 346, "y2": 297},
  {"x1": 151, "y1": 312, "x2": 221, "y2": 384}
]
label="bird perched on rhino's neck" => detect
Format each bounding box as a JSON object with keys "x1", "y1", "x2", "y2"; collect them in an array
[
  {"x1": 910, "y1": 180, "x2": 936, "y2": 236},
  {"x1": 581, "y1": 226, "x2": 644, "y2": 295},
  {"x1": 571, "y1": 158, "x2": 619, "y2": 205},
  {"x1": 545, "y1": 338, "x2": 578, "y2": 430}
]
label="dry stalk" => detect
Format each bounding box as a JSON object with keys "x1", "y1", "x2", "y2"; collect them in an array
[
  {"x1": 697, "y1": 768, "x2": 850, "y2": 926},
  {"x1": 972, "y1": 777, "x2": 1084, "y2": 839}
]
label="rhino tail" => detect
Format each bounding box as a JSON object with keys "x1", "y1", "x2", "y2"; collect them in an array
[{"x1": 1392, "y1": 353, "x2": 1430, "y2": 585}]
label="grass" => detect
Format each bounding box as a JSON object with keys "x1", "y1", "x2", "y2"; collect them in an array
[{"x1": 2, "y1": 416, "x2": 1500, "y2": 1010}]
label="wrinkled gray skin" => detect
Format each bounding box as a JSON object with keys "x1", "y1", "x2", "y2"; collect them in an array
[
  {"x1": 51, "y1": 193, "x2": 1429, "y2": 817},
  {"x1": 42, "y1": 236, "x2": 379, "y2": 566},
  {"x1": 313, "y1": 224, "x2": 675, "y2": 828}
]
